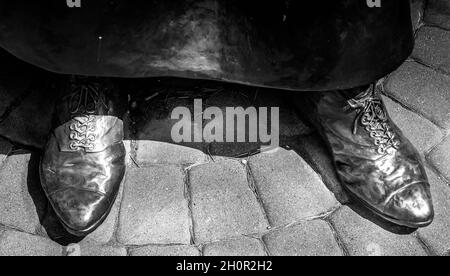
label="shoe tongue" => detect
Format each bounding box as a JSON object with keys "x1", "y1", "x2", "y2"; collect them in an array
[
  {"x1": 326, "y1": 112, "x2": 377, "y2": 149},
  {"x1": 318, "y1": 89, "x2": 387, "y2": 151},
  {"x1": 56, "y1": 77, "x2": 116, "y2": 125},
  {"x1": 340, "y1": 85, "x2": 372, "y2": 101}
]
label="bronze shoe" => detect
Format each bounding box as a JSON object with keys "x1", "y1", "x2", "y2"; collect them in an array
[
  {"x1": 296, "y1": 85, "x2": 434, "y2": 228},
  {"x1": 40, "y1": 77, "x2": 127, "y2": 236}
]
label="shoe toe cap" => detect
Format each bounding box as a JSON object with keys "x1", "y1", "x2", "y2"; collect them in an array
[
  {"x1": 386, "y1": 183, "x2": 434, "y2": 227},
  {"x1": 49, "y1": 188, "x2": 111, "y2": 236}
]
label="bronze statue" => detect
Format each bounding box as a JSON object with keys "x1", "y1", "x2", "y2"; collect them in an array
[{"x1": 0, "y1": 0, "x2": 433, "y2": 236}]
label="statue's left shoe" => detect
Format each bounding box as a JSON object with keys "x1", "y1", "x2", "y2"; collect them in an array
[
  {"x1": 295, "y1": 85, "x2": 434, "y2": 228},
  {"x1": 40, "y1": 76, "x2": 127, "y2": 236}
]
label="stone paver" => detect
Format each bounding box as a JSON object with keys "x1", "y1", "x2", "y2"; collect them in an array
[
  {"x1": 248, "y1": 147, "x2": 338, "y2": 226},
  {"x1": 0, "y1": 154, "x2": 44, "y2": 234},
  {"x1": 135, "y1": 141, "x2": 208, "y2": 166},
  {"x1": 117, "y1": 166, "x2": 191, "y2": 245},
  {"x1": 203, "y1": 237, "x2": 266, "y2": 256},
  {"x1": 419, "y1": 168, "x2": 450, "y2": 256},
  {"x1": 130, "y1": 245, "x2": 200, "y2": 256},
  {"x1": 413, "y1": 27, "x2": 450, "y2": 74},
  {"x1": 425, "y1": 0, "x2": 450, "y2": 30},
  {"x1": 291, "y1": 135, "x2": 349, "y2": 204},
  {"x1": 263, "y1": 220, "x2": 342, "y2": 256},
  {"x1": 385, "y1": 61, "x2": 450, "y2": 129},
  {"x1": 330, "y1": 207, "x2": 427, "y2": 256},
  {"x1": 189, "y1": 159, "x2": 269, "y2": 243},
  {"x1": 65, "y1": 242, "x2": 127, "y2": 257},
  {"x1": 0, "y1": 230, "x2": 62, "y2": 256},
  {"x1": 429, "y1": 136, "x2": 450, "y2": 181},
  {"x1": 382, "y1": 95, "x2": 444, "y2": 154}
]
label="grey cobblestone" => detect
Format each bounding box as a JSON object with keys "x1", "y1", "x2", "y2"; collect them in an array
[
  {"x1": 203, "y1": 237, "x2": 266, "y2": 256},
  {"x1": 418, "y1": 168, "x2": 450, "y2": 256},
  {"x1": 0, "y1": 230, "x2": 62, "y2": 256},
  {"x1": 413, "y1": 27, "x2": 450, "y2": 74},
  {"x1": 382, "y1": 95, "x2": 444, "y2": 154},
  {"x1": 117, "y1": 166, "x2": 191, "y2": 245},
  {"x1": 428, "y1": 136, "x2": 450, "y2": 181},
  {"x1": 248, "y1": 148, "x2": 338, "y2": 226},
  {"x1": 130, "y1": 245, "x2": 200, "y2": 256},
  {"x1": 385, "y1": 61, "x2": 450, "y2": 129},
  {"x1": 425, "y1": 0, "x2": 450, "y2": 30},
  {"x1": 65, "y1": 242, "x2": 127, "y2": 256},
  {"x1": 263, "y1": 220, "x2": 342, "y2": 256},
  {"x1": 189, "y1": 159, "x2": 269, "y2": 243},
  {"x1": 290, "y1": 135, "x2": 349, "y2": 204},
  {"x1": 330, "y1": 207, "x2": 427, "y2": 256},
  {"x1": 135, "y1": 141, "x2": 208, "y2": 166},
  {"x1": 0, "y1": 154, "x2": 42, "y2": 234}
]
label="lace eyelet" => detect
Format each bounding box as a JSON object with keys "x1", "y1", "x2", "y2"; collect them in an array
[{"x1": 348, "y1": 86, "x2": 400, "y2": 155}]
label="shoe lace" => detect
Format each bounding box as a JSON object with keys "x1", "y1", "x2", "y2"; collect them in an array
[
  {"x1": 346, "y1": 85, "x2": 400, "y2": 155},
  {"x1": 64, "y1": 79, "x2": 107, "y2": 151},
  {"x1": 69, "y1": 116, "x2": 97, "y2": 151}
]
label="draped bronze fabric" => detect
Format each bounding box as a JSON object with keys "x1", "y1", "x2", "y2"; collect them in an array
[{"x1": 0, "y1": 0, "x2": 413, "y2": 91}]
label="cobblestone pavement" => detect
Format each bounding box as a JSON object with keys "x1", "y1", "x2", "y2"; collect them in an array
[{"x1": 0, "y1": 1, "x2": 449, "y2": 256}]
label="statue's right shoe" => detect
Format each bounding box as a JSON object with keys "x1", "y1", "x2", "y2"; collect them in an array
[
  {"x1": 294, "y1": 85, "x2": 434, "y2": 228},
  {"x1": 40, "y1": 77, "x2": 127, "y2": 236}
]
